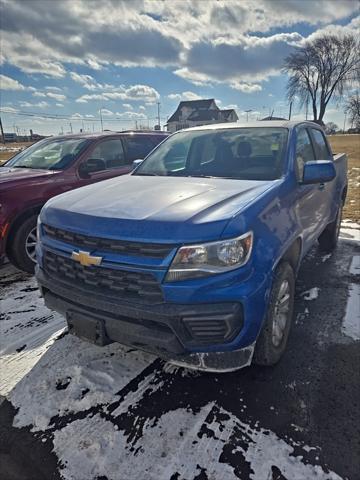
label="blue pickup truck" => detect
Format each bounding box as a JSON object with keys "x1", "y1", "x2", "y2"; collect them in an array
[{"x1": 35, "y1": 121, "x2": 347, "y2": 372}]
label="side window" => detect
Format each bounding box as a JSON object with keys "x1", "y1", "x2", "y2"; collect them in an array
[
  {"x1": 311, "y1": 129, "x2": 332, "y2": 160},
  {"x1": 90, "y1": 139, "x2": 126, "y2": 169},
  {"x1": 124, "y1": 137, "x2": 157, "y2": 162},
  {"x1": 295, "y1": 128, "x2": 316, "y2": 179}
]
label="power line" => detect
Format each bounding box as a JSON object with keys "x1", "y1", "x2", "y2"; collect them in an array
[{"x1": 0, "y1": 108, "x2": 169, "y2": 123}]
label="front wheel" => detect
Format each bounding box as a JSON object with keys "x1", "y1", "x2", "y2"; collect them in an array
[
  {"x1": 8, "y1": 215, "x2": 38, "y2": 274},
  {"x1": 318, "y1": 205, "x2": 342, "y2": 252},
  {"x1": 253, "y1": 262, "x2": 295, "y2": 366}
]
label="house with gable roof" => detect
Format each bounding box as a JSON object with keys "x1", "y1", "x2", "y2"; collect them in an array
[{"x1": 166, "y1": 99, "x2": 238, "y2": 133}]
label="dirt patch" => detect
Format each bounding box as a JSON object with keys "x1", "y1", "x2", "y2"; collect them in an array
[
  {"x1": 0, "y1": 142, "x2": 34, "y2": 165},
  {"x1": 329, "y1": 134, "x2": 360, "y2": 223}
]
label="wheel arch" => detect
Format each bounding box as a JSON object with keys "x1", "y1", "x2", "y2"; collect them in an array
[
  {"x1": 275, "y1": 237, "x2": 303, "y2": 275},
  {"x1": 5, "y1": 205, "x2": 43, "y2": 256}
]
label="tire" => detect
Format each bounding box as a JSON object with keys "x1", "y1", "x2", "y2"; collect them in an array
[
  {"x1": 318, "y1": 204, "x2": 342, "y2": 252},
  {"x1": 8, "y1": 214, "x2": 38, "y2": 274},
  {"x1": 253, "y1": 262, "x2": 295, "y2": 366}
]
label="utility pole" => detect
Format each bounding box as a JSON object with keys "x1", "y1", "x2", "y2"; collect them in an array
[
  {"x1": 157, "y1": 102, "x2": 161, "y2": 129},
  {"x1": 0, "y1": 117, "x2": 5, "y2": 144},
  {"x1": 99, "y1": 108, "x2": 104, "y2": 131},
  {"x1": 245, "y1": 109, "x2": 252, "y2": 122},
  {"x1": 343, "y1": 112, "x2": 347, "y2": 133},
  {"x1": 69, "y1": 122, "x2": 73, "y2": 134}
]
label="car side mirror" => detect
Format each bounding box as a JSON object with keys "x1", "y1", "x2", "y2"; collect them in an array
[
  {"x1": 132, "y1": 159, "x2": 143, "y2": 170},
  {"x1": 79, "y1": 158, "x2": 106, "y2": 177},
  {"x1": 301, "y1": 160, "x2": 336, "y2": 185}
]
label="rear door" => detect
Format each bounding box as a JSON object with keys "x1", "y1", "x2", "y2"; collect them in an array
[
  {"x1": 77, "y1": 137, "x2": 132, "y2": 186},
  {"x1": 122, "y1": 135, "x2": 163, "y2": 163},
  {"x1": 308, "y1": 127, "x2": 336, "y2": 223}
]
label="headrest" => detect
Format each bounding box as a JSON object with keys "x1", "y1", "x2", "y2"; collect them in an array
[{"x1": 237, "y1": 141, "x2": 252, "y2": 157}]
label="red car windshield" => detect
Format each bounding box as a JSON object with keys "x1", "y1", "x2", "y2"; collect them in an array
[{"x1": 6, "y1": 138, "x2": 89, "y2": 170}]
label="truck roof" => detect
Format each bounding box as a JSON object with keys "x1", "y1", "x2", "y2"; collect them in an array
[{"x1": 182, "y1": 120, "x2": 323, "y2": 132}]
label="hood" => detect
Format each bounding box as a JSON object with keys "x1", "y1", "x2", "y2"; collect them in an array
[
  {"x1": 43, "y1": 175, "x2": 279, "y2": 243},
  {"x1": 0, "y1": 167, "x2": 57, "y2": 186}
]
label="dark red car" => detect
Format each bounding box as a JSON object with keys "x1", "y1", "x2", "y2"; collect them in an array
[{"x1": 0, "y1": 131, "x2": 168, "y2": 273}]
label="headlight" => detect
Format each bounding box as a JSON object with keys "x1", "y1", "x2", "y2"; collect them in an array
[{"x1": 166, "y1": 231, "x2": 253, "y2": 282}]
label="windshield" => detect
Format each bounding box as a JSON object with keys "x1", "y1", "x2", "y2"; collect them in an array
[
  {"x1": 134, "y1": 127, "x2": 288, "y2": 181},
  {"x1": 5, "y1": 138, "x2": 89, "y2": 170}
]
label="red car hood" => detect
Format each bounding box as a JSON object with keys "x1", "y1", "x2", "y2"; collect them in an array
[{"x1": 0, "y1": 167, "x2": 58, "y2": 186}]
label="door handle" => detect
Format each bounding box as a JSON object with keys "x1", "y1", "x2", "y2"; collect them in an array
[{"x1": 319, "y1": 183, "x2": 325, "y2": 190}]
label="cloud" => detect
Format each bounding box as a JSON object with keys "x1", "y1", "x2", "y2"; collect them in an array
[
  {"x1": 76, "y1": 94, "x2": 107, "y2": 103},
  {"x1": 122, "y1": 103, "x2": 133, "y2": 110},
  {"x1": 168, "y1": 91, "x2": 203, "y2": 101},
  {"x1": 177, "y1": 32, "x2": 303, "y2": 88},
  {"x1": 231, "y1": 82, "x2": 262, "y2": 93},
  {"x1": 32, "y1": 89, "x2": 66, "y2": 101},
  {"x1": 45, "y1": 86, "x2": 63, "y2": 91},
  {"x1": 56, "y1": 103, "x2": 64, "y2": 107},
  {"x1": 19, "y1": 101, "x2": 49, "y2": 108},
  {"x1": 75, "y1": 84, "x2": 160, "y2": 104},
  {"x1": 0, "y1": 106, "x2": 18, "y2": 113},
  {"x1": 100, "y1": 108, "x2": 114, "y2": 116},
  {"x1": 1, "y1": 0, "x2": 358, "y2": 112},
  {"x1": 0, "y1": 74, "x2": 26, "y2": 90},
  {"x1": 46, "y1": 92, "x2": 66, "y2": 101},
  {"x1": 116, "y1": 111, "x2": 147, "y2": 120}
]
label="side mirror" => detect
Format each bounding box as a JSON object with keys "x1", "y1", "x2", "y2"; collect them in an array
[
  {"x1": 132, "y1": 159, "x2": 143, "y2": 170},
  {"x1": 79, "y1": 158, "x2": 106, "y2": 177},
  {"x1": 302, "y1": 161, "x2": 336, "y2": 185}
]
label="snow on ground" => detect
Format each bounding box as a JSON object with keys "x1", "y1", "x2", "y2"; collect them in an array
[
  {"x1": 301, "y1": 287, "x2": 320, "y2": 301},
  {"x1": 52, "y1": 402, "x2": 342, "y2": 480},
  {"x1": 10, "y1": 334, "x2": 156, "y2": 431},
  {"x1": 1, "y1": 223, "x2": 359, "y2": 479},
  {"x1": 0, "y1": 264, "x2": 66, "y2": 395},
  {"x1": 340, "y1": 220, "x2": 360, "y2": 242},
  {"x1": 342, "y1": 283, "x2": 360, "y2": 341}
]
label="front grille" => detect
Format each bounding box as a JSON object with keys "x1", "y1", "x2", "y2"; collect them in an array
[
  {"x1": 43, "y1": 224, "x2": 174, "y2": 259},
  {"x1": 43, "y1": 250, "x2": 164, "y2": 304}
]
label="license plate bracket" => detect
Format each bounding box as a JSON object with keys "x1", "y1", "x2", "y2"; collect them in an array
[{"x1": 67, "y1": 310, "x2": 111, "y2": 346}]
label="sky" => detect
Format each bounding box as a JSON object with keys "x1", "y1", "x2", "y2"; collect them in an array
[{"x1": 0, "y1": 0, "x2": 359, "y2": 136}]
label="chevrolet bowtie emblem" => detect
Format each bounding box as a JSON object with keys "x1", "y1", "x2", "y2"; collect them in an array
[{"x1": 71, "y1": 250, "x2": 102, "y2": 267}]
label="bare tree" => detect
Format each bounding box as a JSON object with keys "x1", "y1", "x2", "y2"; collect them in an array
[
  {"x1": 346, "y1": 93, "x2": 360, "y2": 128},
  {"x1": 324, "y1": 122, "x2": 339, "y2": 134},
  {"x1": 283, "y1": 34, "x2": 360, "y2": 125}
]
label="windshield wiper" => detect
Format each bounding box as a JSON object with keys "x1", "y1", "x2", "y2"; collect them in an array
[
  {"x1": 134, "y1": 172, "x2": 160, "y2": 176},
  {"x1": 12, "y1": 165, "x2": 33, "y2": 169}
]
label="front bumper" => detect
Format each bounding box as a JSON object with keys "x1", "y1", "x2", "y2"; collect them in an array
[{"x1": 36, "y1": 266, "x2": 258, "y2": 371}]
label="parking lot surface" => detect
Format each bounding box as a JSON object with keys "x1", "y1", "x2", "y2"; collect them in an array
[{"x1": 0, "y1": 223, "x2": 359, "y2": 480}]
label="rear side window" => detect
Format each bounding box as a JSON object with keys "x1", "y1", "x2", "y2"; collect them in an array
[
  {"x1": 310, "y1": 129, "x2": 332, "y2": 160},
  {"x1": 90, "y1": 139, "x2": 126, "y2": 169},
  {"x1": 295, "y1": 128, "x2": 316, "y2": 178},
  {"x1": 124, "y1": 136, "x2": 158, "y2": 161}
]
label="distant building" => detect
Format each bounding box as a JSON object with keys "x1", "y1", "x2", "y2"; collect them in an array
[
  {"x1": 166, "y1": 99, "x2": 238, "y2": 133},
  {"x1": 4, "y1": 132, "x2": 17, "y2": 142}
]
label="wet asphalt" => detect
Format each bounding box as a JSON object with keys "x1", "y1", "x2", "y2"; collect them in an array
[{"x1": 0, "y1": 236, "x2": 359, "y2": 480}]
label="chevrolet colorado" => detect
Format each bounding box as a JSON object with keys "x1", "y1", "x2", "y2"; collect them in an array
[
  {"x1": 35, "y1": 121, "x2": 347, "y2": 371},
  {"x1": 0, "y1": 131, "x2": 167, "y2": 273}
]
